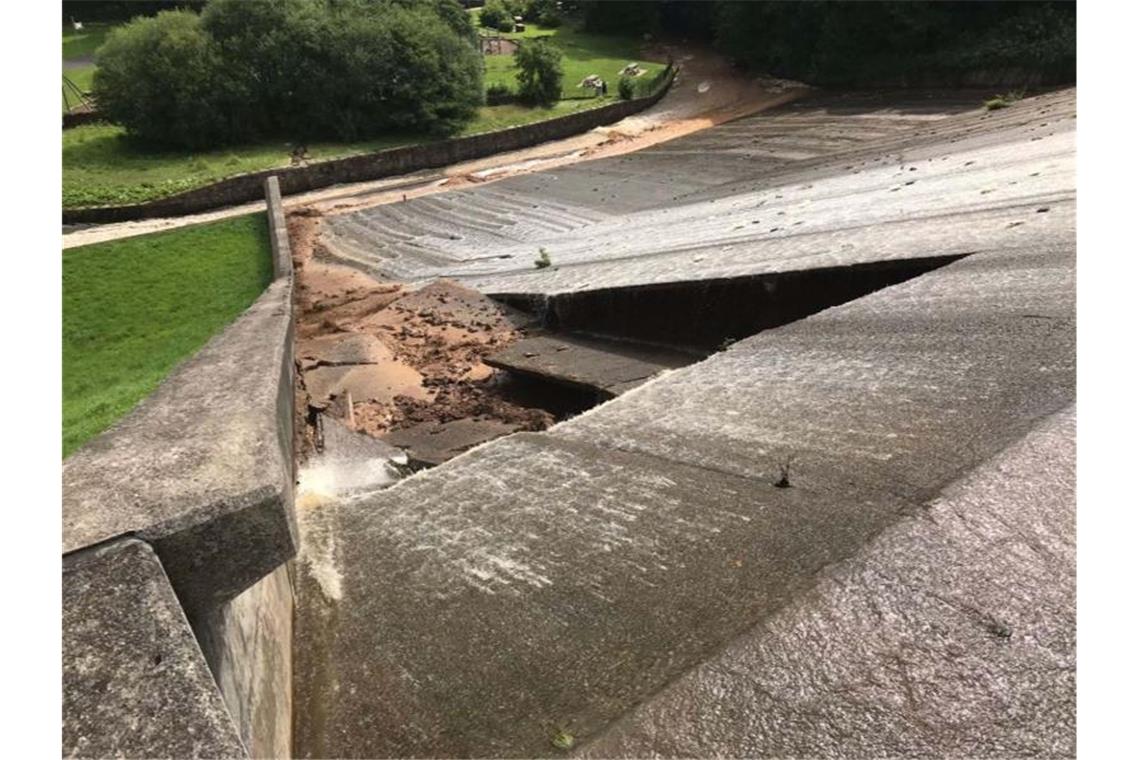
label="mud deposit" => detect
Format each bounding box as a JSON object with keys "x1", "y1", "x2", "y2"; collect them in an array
[{"x1": 289, "y1": 212, "x2": 555, "y2": 464}]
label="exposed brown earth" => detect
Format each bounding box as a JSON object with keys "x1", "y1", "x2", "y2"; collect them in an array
[{"x1": 289, "y1": 211, "x2": 553, "y2": 463}]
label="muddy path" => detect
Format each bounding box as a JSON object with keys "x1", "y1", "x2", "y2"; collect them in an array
[{"x1": 63, "y1": 45, "x2": 807, "y2": 248}]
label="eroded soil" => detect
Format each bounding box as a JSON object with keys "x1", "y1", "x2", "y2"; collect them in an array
[{"x1": 289, "y1": 211, "x2": 554, "y2": 463}]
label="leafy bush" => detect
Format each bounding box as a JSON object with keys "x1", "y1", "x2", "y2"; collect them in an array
[
  {"x1": 93, "y1": 0, "x2": 484, "y2": 148},
  {"x1": 617, "y1": 75, "x2": 634, "y2": 100},
  {"x1": 486, "y1": 82, "x2": 517, "y2": 105},
  {"x1": 93, "y1": 10, "x2": 237, "y2": 149},
  {"x1": 984, "y1": 89, "x2": 1025, "y2": 111},
  {"x1": 515, "y1": 38, "x2": 563, "y2": 106},
  {"x1": 480, "y1": 0, "x2": 515, "y2": 32},
  {"x1": 525, "y1": 0, "x2": 561, "y2": 27}
]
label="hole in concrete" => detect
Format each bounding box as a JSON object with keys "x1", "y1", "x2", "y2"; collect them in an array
[{"x1": 494, "y1": 254, "x2": 969, "y2": 354}]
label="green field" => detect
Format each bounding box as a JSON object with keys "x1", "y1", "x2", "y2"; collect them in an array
[
  {"x1": 63, "y1": 98, "x2": 608, "y2": 208},
  {"x1": 62, "y1": 215, "x2": 273, "y2": 456},
  {"x1": 476, "y1": 19, "x2": 666, "y2": 99}
]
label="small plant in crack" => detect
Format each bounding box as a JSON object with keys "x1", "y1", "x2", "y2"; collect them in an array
[
  {"x1": 550, "y1": 728, "x2": 575, "y2": 751},
  {"x1": 535, "y1": 248, "x2": 552, "y2": 269},
  {"x1": 773, "y1": 454, "x2": 796, "y2": 488},
  {"x1": 717, "y1": 336, "x2": 736, "y2": 352}
]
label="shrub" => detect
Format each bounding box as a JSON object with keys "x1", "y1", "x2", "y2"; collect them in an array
[
  {"x1": 480, "y1": 0, "x2": 514, "y2": 32},
  {"x1": 515, "y1": 38, "x2": 563, "y2": 106},
  {"x1": 93, "y1": 10, "x2": 238, "y2": 149},
  {"x1": 617, "y1": 75, "x2": 634, "y2": 100},
  {"x1": 984, "y1": 90, "x2": 1025, "y2": 111},
  {"x1": 486, "y1": 82, "x2": 517, "y2": 105},
  {"x1": 525, "y1": 0, "x2": 561, "y2": 27},
  {"x1": 94, "y1": 0, "x2": 484, "y2": 148}
]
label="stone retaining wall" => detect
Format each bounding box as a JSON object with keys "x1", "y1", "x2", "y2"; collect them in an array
[
  {"x1": 62, "y1": 67, "x2": 674, "y2": 225},
  {"x1": 62, "y1": 179, "x2": 298, "y2": 758}
]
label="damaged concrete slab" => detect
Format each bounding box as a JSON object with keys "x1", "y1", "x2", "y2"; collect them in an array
[
  {"x1": 292, "y1": 239, "x2": 1075, "y2": 757},
  {"x1": 485, "y1": 334, "x2": 695, "y2": 398},
  {"x1": 380, "y1": 417, "x2": 526, "y2": 466},
  {"x1": 63, "y1": 539, "x2": 246, "y2": 759}
]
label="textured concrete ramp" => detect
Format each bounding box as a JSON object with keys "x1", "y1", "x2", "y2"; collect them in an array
[
  {"x1": 581, "y1": 406, "x2": 1075, "y2": 758},
  {"x1": 320, "y1": 89, "x2": 1074, "y2": 291},
  {"x1": 293, "y1": 243, "x2": 1074, "y2": 757}
]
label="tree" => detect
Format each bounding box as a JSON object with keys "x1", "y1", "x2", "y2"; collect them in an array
[
  {"x1": 93, "y1": 10, "x2": 237, "y2": 148},
  {"x1": 93, "y1": 0, "x2": 484, "y2": 148},
  {"x1": 480, "y1": 0, "x2": 515, "y2": 33},
  {"x1": 514, "y1": 38, "x2": 563, "y2": 107}
]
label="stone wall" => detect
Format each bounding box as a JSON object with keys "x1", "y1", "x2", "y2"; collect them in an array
[
  {"x1": 62, "y1": 179, "x2": 298, "y2": 758},
  {"x1": 62, "y1": 67, "x2": 674, "y2": 225}
]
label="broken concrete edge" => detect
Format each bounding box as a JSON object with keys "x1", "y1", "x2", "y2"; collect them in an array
[
  {"x1": 63, "y1": 186, "x2": 298, "y2": 757},
  {"x1": 265, "y1": 176, "x2": 292, "y2": 279},
  {"x1": 63, "y1": 537, "x2": 248, "y2": 759}
]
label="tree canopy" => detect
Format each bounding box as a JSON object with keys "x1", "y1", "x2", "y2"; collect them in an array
[{"x1": 94, "y1": 0, "x2": 484, "y2": 148}]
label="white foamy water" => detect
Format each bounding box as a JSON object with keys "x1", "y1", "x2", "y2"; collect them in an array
[{"x1": 295, "y1": 453, "x2": 405, "y2": 601}]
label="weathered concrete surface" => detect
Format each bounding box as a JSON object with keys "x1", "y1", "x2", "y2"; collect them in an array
[
  {"x1": 196, "y1": 564, "x2": 294, "y2": 759},
  {"x1": 320, "y1": 89, "x2": 1074, "y2": 293},
  {"x1": 293, "y1": 241, "x2": 1074, "y2": 757},
  {"x1": 485, "y1": 334, "x2": 695, "y2": 397},
  {"x1": 265, "y1": 176, "x2": 293, "y2": 278},
  {"x1": 62, "y1": 278, "x2": 296, "y2": 609},
  {"x1": 63, "y1": 538, "x2": 245, "y2": 759},
  {"x1": 555, "y1": 245, "x2": 1075, "y2": 498},
  {"x1": 580, "y1": 406, "x2": 1075, "y2": 758}
]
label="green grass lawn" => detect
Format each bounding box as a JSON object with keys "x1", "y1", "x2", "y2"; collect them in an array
[
  {"x1": 62, "y1": 214, "x2": 273, "y2": 457},
  {"x1": 478, "y1": 22, "x2": 666, "y2": 99},
  {"x1": 63, "y1": 22, "x2": 118, "y2": 112},
  {"x1": 63, "y1": 22, "x2": 117, "y2": 59},
  {"x1": 63, "y1": 98, "x2": 608, "y2": 208}
]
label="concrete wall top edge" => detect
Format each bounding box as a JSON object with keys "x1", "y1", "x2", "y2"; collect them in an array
[{"x1": 63, "y1": 536, "x2": 248, "y2": 759}]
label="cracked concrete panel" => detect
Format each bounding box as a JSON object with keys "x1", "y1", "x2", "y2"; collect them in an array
[
  {"x1": 580, "y1": 407, "x2": 1075, "y2": 758},
  {"x1": 63, "y1": 539, "x2": 246, "y2": 759},
  {"x1": 554, "y1": 245, "x2": 1075, "y2": 502}
]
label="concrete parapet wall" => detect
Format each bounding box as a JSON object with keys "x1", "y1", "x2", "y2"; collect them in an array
[
  {"x1": 61, "y1": 70, "x2": 674, "y2": 225},
  {"x1": 63, "y1": 180, "x2": 298, "y2": 758},
  {"x1": 63, "y1": 538, "x2": 247, "y2": 759}
]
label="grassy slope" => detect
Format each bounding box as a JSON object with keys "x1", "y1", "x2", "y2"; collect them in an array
[{"x1": 62, "y1": 214, "x2": 273, "y2": 457}]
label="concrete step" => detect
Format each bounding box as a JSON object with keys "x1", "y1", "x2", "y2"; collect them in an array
[{"x1": 485, "y1": 333, "x2": 696, "y2": 398}]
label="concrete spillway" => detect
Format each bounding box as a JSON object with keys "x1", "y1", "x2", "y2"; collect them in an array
[{"x1": 294, "y1": 88, "x2": 1075, "y2": 757}]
